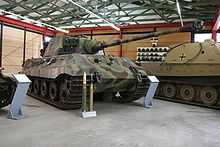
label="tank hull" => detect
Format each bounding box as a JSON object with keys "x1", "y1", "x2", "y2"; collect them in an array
[
  {"x1": 138, "y1": 39, "x2": 220, "y2": 109},
  {"x1": 142, "y1": 63, "x2": 220, "y2": 109},
  {"x1": 0, "y1": 74, "x2": 16, "y2": 108},
  {"x1": 23, "y1": 54, "x2": 149, "y2": 109},
  {"x1": 142, "y1": 63, "x2": 220, "y2": 76}
]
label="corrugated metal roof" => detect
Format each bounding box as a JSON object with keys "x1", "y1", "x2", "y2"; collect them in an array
[{"x1": 0, "y1": 0, "x2": 218, "y2": 29}]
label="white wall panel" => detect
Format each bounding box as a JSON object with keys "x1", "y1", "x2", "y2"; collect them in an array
[
  {"x1": 2, "y1": 26, "x2": 24, "y2": 73},
  {"x1": 2, "y1": 26, "x2": 43, "y2": 73}
]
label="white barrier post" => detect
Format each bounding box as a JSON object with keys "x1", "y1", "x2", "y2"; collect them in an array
[{"x1": 7, "y1": 74, "x2": 31, "y2": 120}]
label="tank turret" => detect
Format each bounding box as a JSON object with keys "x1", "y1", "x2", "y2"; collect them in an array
[{"x1": 42, "y1": 21, "x2": 202, "y2": 57}]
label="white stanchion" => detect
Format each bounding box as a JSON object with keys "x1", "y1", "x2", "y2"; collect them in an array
[{"x1": 7, "y1": 74, "x2": 31, "y2": 120}]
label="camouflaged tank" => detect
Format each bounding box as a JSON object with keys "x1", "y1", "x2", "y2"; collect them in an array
[
  {"x1": 22, "y1": 22, "x2": 199, "y2": 109},
  {"x1": 0, "y1": 68, "x2": 16, "y2": 108},
  {"x1": 139, "y1": 38, "x2": 220, "y2": 109}
]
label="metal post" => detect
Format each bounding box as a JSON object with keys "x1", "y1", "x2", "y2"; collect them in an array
[
  {"x1": 90, "y1": 74, "x2": 94, "y2": 111},
  {"x1": 212, "y1": 31, "x2": 217, "y2": 42},
  {"x1": 119, "y1": 29, "x2": 123, "y2": 57},
  {"x1": 191, "y1": 31, "x2": 195, "y2": 43},
  {"x1": 81, "y1": 73, "x2": 96, "y2": 118},
  {"x1": 144, "y1": 76, "x2": 159, "y2": 108},
  {"x1": 42, "y1": 34, "x2": 45, "y2": 44},
  {"x1": 82, "y1": 72, "x2": 87, "y2": 112},
  {"x1": 7, "y1": 74, "x2": 31, "y2": 120},
  {"x1": 211, "y1": 8, "x2": 220, "y2": 42},
  {"x1": 90, "y1": 30, "x2": 93, "y2": 40},
  {"x1": 0, "y1": 22, "x2": 3, "y2": 67},
  {"x1": 23, "y1": 29, "x2": 26, "y2": 65}
]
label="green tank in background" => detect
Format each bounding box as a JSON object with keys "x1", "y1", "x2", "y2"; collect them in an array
[
  {"x1": 0, "y1": 68, "x2": 16, "y2": 108},
  {"x1": 138, "y1": 39, "x2": 220, "y2": 109},
  {"x1": 22, "y1": 22, "x2": 200, "y2": 109}
]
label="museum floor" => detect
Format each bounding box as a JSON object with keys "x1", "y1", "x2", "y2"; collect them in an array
[{"x1": 0, "y1": 96, "x2": 220, "y2": 147}]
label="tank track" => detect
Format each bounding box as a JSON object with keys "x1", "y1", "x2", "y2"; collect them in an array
[
  {"x1": 0, "y1": 80, "x2": 16, "y2": 108},
  {"x1": 155, "y1": 77, "x2": 220, "y2": 109},
  {"x1": 28, "y1": 75, "x2": 149, "y2": 108},
  {"x1": 28, "y1": 75, "x2": 91, "y2": 110},
  {"x1": 0, "y1": 89, "x2": 14, "y2": 108},
  {"x1": 112, "y1": 75, "x2": 149, "y2": 103}
]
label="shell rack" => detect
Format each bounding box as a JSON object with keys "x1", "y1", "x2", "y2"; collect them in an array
[{"x1": 136, "y1": 47, "x2": 169, "y2": 62}]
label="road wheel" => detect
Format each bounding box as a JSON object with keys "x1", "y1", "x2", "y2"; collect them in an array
[
  {"x1": 162, "y1": 83, "x2": 176, "y2": 98},
  {"x1": 40, "y1": 81, "x2": 47, "y2": 97},
  {"x1": 0, "y1": 86, "x2": 12, "y2": 108},
  {"x1": 200, "y1": 87, "x2": 218, "y2": 105},
  {"x1": 155, "y1": 86, "x2": 160, "y2": 96},
  {"x1": 33, "y1": 79, "x2": 40, "y2": 95},
  {"x1": 27, "y1": 82, "x2": 33, "y2": 93},
  {"x1": 49, "y1": 82, "x2": 58, "y2": 101},
  {"x1": 59, "y1": 83, "x2": 69, "y2": 103},
  {"x1": 180, "y1": 85, "x2": 195, "y2": 101}
]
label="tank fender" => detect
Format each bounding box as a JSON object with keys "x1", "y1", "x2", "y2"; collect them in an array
[{"x1": 129, "y1": 66, "x2": 143, "y2": 82}]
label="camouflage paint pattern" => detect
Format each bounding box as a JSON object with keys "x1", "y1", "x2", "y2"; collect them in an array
[
  {"x1": 23, "y1": 53, "x2": 147, "y2": 93},
  {"x1": 43, "y1": 22, "x2": 200, "y2": 57}
]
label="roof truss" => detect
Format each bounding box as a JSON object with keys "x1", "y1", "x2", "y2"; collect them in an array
[{"x1": 0, "y1": 0, "x2": 218, "y2": 29}]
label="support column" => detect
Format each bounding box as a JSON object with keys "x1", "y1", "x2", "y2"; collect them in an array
[
  {"x1": 0, "y1": 22, "x2": 3, "y2": 67},
  {"x1": 90, "y1": 30, "x2": 93, "y2": 39},
  {"x1": 211, "y1": 8, "x2": 220, "y2": 41},
  {"x1": 212, "y1": 31, "x2": 217, "y2": 41},
  {"x1": 119, "y1": 29, "x2": 123, "y2": 57},
  {"x1": 42, "y1": 34, "x2": 45, "y2": 43},
  {"x1": 23, "y1": 29, "x2": 26, "y2": 64},
  {"x1": 191, "y1": 31, "x2": 195, "y2": 43}
]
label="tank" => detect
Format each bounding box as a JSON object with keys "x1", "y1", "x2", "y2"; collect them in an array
[
  {"x1": 0, "y1": 68, "x2": 16, "y2": 108},
  {"x1": 22, "y1": 22, "x2": 199, "y2": 109},
  {"x1": 139, "y1": 39, "x2": 220, "y2": 109}
]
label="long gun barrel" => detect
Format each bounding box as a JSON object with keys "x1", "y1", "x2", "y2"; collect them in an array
[
  {"x1": 99, "y1": 21, "x2": 203, "y2": 50},
  {"x1": 42, "y1": 21, "x2": 203, "y2": 56}
]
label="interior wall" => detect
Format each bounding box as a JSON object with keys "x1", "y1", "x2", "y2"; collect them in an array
[
  {"x1": 93, "y1": 34, "x2": 120, "y2": 56},
  {"x1": 2, "y1": 25, "x2": 42, "y2": 73},
  {"x1": 70, "y1": 27, "x2": 191, "y2": 60},
  {"x1": 2, "y1": 26, "x2": 24, "y2": 73},
  {"x1": 25, "y1": 31, "x2": 43, "y2": 60},
  {"x1": 122, "y1": 35, "x2": 152, "y2": 60}
]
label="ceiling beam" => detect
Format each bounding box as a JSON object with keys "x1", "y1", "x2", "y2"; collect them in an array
[{"x1": 0, "y1": 15, "x2": 56, "y2": 35}]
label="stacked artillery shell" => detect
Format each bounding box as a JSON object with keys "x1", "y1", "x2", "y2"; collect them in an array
[{"x1": 136, "y1": 47, "x2": 169, "y2": 62}]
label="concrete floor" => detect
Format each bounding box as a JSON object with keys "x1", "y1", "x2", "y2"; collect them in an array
[{"x1": 0, "y1": 96, "x2": 220, "y2": 147}]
